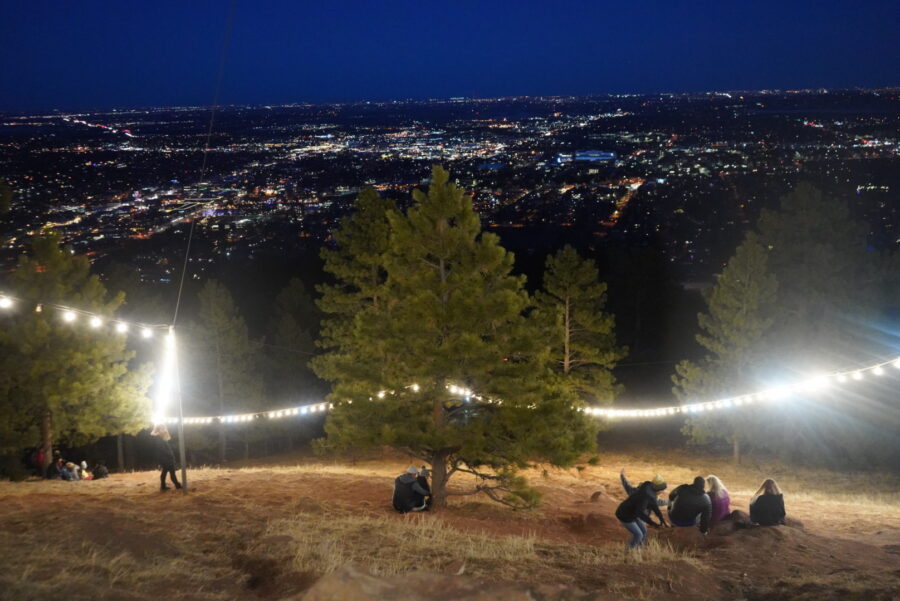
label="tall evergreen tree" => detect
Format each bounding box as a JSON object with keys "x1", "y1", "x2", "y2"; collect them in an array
[
  {"x1": 672, "y1": 232, "x2": 777, "y2": 463},
  {"x1": 314, "y1": 167, "x2": 597, "y2": 508},
  {"x1": 267, "y1": 277, "x2": 322, "y2": 399},
  {"x1": 191, "y1": 280, "x2": 264, "y2": 462},
  {"x1": 535, "y1": 245, "x2": 625, "y2": 406},
  {"x1": 757, "y1": 183, "x2": 882, "y2": 369},
  {"x1": 0, "y1": 234, "x2": 152, "y2": 473}
]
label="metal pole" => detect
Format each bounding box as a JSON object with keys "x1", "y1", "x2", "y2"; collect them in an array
[{"x1": 171, "y1": 326, "x2": 189, "y2": 494}]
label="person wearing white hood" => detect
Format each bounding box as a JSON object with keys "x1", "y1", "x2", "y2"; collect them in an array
[{"x1": 392, "y1": 466, "x2": 431, "y2": 513}]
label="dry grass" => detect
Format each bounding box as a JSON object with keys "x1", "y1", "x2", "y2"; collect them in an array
[{"x1": 253, "y1": 511, "x2": 698, "y2": 582}]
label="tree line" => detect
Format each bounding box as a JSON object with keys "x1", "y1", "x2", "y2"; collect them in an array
[{"x1": 1, "y1": 168, "x2": 898, "y2": 497}]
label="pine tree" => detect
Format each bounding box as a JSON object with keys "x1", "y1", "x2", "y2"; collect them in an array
[
  {"x1": 757, "y1": 183, "x2": 882, "y2": 369},
  {"x1": 315, "y1": 167, "x2": 597, "y2": 508},
  {"x1": 672, "y1": 232, "x2": 777, "y2": 463},
  {"x1": 0, "y1": 234, "x2": 152, "y2": 474},
  {"x1": 536, "y1": 245, "x2": 625, "y2": 407},
  {"x1": 267, "y1": 277, "x2": 321, "y2": 400},
  {"x1": 190, "y1": 280, "x2": 264, "y2": 462}
]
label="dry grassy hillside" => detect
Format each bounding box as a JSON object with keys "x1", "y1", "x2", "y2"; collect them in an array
[{"x1": 1, "y1": 451, "x2": 898, "y2": 601}]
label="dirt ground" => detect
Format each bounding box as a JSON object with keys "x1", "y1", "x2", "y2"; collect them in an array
[{"x1": 1, "y1": 451, "x2": 898, "y2": 601}]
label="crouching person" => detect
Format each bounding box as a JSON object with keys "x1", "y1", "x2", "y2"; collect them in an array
[
  {"x1": 615, "y1": 474, "x2": 669, "y2": 549},
  {"x1": 392, "y1": 466, "x2": 431, "y2": 513}
]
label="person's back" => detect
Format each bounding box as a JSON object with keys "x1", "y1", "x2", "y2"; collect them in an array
[
  {"x1": 750, "y1": 493, "x2": 785, "y2": 526},
  {"x1": 392, "y1": 467, "x2": 430, "y2": 513},
  {"x1": 93, "y1": 463, "x2": 109, "y2": 479},
  {"x1": 668, "y1": 478, "x2": 711, "y2": 533},
  {"x1": 616, "y1": 481, "x2": 664, "y2": 524}
]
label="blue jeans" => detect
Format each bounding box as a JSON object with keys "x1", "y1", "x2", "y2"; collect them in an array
[{"x1": 620, "y1": 519, "x2": 647, "y2": 548}]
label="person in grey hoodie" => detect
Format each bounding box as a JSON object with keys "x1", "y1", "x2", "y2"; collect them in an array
[{"x1": 392, "y1": 466, "x2": 431, "y2": 513}]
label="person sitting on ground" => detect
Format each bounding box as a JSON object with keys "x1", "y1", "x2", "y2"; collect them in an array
[
  {"x1": 749, "y1": 478, "x2": 785, "y2": 526},
  {"x1": 392, "y1": 466, "x2": 431, "y2": 513},
  {"x1": 667, "y1": 476, "x2": 711, "y2": 534},
  {"x1": 92, "y1": 460, "x2": 109, "y2": 480},
  {"x1": 706, "y1": 475, "x2": 731, "y2": 525},
  {"x1": 62, "y1": 461, "x2": 80, "y2": 481},
  {"x1": 620, "y1": 468, "x2": 668, "y2": 507},
  {"x1": 80, "y1": 461, "x2": 93, "y2": 480},
  {"x1": 150, "y1": 425, "x2": 182, "y2": 491},
  {"x1": 46, "y1": 457, "x2": 64, "y2": 480},
  {"x1": 614, "y1": 474, "x2": 669, "y2": 549},
  {"x1": 417, "y1": 466, "x2": 432, "y2": 508}
]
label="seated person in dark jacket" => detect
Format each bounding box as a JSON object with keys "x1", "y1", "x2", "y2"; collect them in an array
[
  {"x1": 668, "y1": 476, "x2": 712, "y2": 534},
  {"x1": 392, "y1": 466, "x2": 431, "y2": 513},
  {"x1": 93, "y1": 461, "x2": 109, "y2": 479},
  {"x1": 615, "y1": 474, "x2": 669, "y2": 549},
  {"x1": 749, "y1": 479, "x2": 785, "y2": 526}
]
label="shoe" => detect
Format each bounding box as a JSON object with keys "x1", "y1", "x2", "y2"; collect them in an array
[
  {"x1": 161, "y1": 485, "x2": 170, "y2": 491},
  {"x1": 174, "y1": 482, "x2": 182, "y2": 489}
]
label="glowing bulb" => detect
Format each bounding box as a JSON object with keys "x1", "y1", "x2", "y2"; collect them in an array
[
  {"x1": 89, "y1": 316, "x2": 102, "y2": 328},
  {"x1": 377, "y1": 390, "x2": 386, "y2": 399},
  {"x1": 62, "y1": 310, "x2": 77, "y2": 322},
  {"x1": 873, "y1": 366, "x2": 884, "y2": 376},
  {"x1": 893, "y1": 358, "x2": 900, "y2": 369},
  {"x1": 837, "y1": 374, "x2": 847, "y2": 383},
  {"x1": 141, "y1": 328, "x2": 153, "y2": 338},
  {"x1": 852, "y1": 371, "x2": 863, "y2": 381},
  {"x1": 0, "y1": 297, "x2": 12, "y2": 309},
  {"x1": 411, "y1": 383, "x2": 420, "y2": 392}
]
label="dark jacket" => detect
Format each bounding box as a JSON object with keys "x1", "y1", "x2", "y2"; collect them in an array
[
  {"x1": 154, "y1": 436, "x2": 176, "y2": 468},
  {"x1": 392, "y1": 473, "x2": 430, "y2": 513},
  {"x1": 750, "y1": 493, "x2": 785, "y2": 526},
  {"x1": 93, "y1": 464, "x2": 109, "y2": 479},
  {"x1": 668, "y1": 483, "x2": 712, "y2": 532},
  {"x1": 615, "y1": 481, "x2": 665, "y2": 525}
]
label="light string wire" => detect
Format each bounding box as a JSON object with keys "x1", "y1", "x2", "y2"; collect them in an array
[{"x1": 2, "y1": 290, "x2": 898, "y2": 423}]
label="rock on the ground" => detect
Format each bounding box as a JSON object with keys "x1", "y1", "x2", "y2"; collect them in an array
[{"x1": 289, "y1": 563, "x2": 608, "y2": 601}]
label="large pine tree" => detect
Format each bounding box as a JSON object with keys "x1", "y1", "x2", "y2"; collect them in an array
[
  {"x1": 672, "y1": 232, "x2": 777, "y2": 462},
  {"x1": 0, "y1": 234, "x2": 151, "y2": 473},
  {"x1": 536, "y1": 245, "x2": 625, "y2": 407},
  {"x1": 315, "y1": 167, "x2": 597, "y2": 508},
  {"x1": 191, "y1": 280, "x2": 264, "y2": 462}
]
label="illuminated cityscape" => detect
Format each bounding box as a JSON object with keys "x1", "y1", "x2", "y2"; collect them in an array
[{"x1": 2, "y1": 89, "x2": 897, "y2": 286}]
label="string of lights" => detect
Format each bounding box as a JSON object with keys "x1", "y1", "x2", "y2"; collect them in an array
[
  {"x1": 0, "y1": 291, "x2": 170, "y2": 338},
  {"x1": 164, "y1": 355, "x2": 900, "y2": 425},
  {"x1": 3, "y1": 289, "x2": 897, "y2": 425}
]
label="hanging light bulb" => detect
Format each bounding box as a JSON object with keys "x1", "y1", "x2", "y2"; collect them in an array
[
  {"x1": 852, "y1": 371, "x2": 863, "y2": 381},
  {"x1": 873, "y1": 366, "x2": 885, "y2": 376},
  {"x1": 35, "y1": 304, "x2": 43, "y2": 313},
  {"x1": 115, "y1": 322, "x2": 128, "y2": 333},
  {"x1": 0, "y1": 296, "x2": 12, "y2": 309},
  {"x1": 89, "y1": 316, "x2": 103, "y2": 328},
  {"x1": 141, "y1": 327, "x2": 153, "y2": 339},
  {"x1": 62, "y1": 310, "x2": 77, "y2": 322}
]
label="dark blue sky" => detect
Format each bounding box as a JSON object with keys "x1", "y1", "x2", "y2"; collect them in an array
[{"x1": 2, "y1": 0, "x2": 898, "y2": 112}]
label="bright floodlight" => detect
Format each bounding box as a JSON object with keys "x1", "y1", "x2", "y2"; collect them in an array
[
  {"x1": 800, "y1": 375, "x2": 830, "y2": 393},
  {"x1": 62, "y1": 310, "x2": 77, "y2": 322},
  {"x1": 89, "y1": 316, "x2": 103, "y2": 328},
  {"x1": 0, "y1": 296, "x2": 12, "y2": 309},
  {"x1": 115, "y1": 322, "x2": 128, "y2": 333}
]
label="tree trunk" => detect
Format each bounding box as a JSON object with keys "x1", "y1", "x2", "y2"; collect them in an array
[
  {"x1": 117, "y1": 434, "x2": 125, "y2": 473},
  {"x1": 430, "y1": 449, "x2": 450, "y2": 509},
  {"x1": 40, "y1": 411, "x2": 52, "y2": 478},
  {"x1": 125, "y1": 435, "x2": 135, "y2": 470},
  {"x1": 243, "y1": 434, "x2": 249, "y2": 460},
  {"x1": 733, "y1": 438, "x2": 741, "y2": 465},
  {"x1": 563, "y1": 297, "x2": 571, "y2": 374}
]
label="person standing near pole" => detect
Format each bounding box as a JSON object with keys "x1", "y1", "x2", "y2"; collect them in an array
[{"x1": 150, "y1": 425, "x2": 181, "y2": 491}]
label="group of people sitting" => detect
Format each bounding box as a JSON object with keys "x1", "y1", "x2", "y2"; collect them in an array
[
  {"x1": 615, "y1": 468, "x2": 786, "y2": 548},
  {"x1": 46, "y1": 456, "x2": 109, "y2": 481},
  {"x1": 392, "y1": 466, "x2": 432, "y2": 513}
]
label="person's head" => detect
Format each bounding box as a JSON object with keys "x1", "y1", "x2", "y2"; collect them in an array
[
  {"x1": 81, "y1": 461, "x2": 87, "y2": 469},
  {"x1": 405, "y1": 466, "x2": 418, "y2": 477},
  {"x1": 753, "y1": 478, "x2": 782, "y2": 499},
  {"x1": 419, "y1": 466, "x2": 430, "y2": 478},
  {"x1": 650, "y1": 474, "x2": 667, "y2": 495},
  {"x1": 151, "y1": 425, "x2": 171, "y2": 441},
  {"x1": 65, "y1": 462, "x2": 75, "y2": 469},
  {"x1": 706, "y1": 475, "x2": 727, "y2": 498},
  {"x1": 692, "y1": 476, "x2": 706, "y2": 492}
]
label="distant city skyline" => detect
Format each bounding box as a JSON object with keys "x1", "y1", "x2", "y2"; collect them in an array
[{"x1": 1, "y1": 0, "x2": 898, "y2": 112}]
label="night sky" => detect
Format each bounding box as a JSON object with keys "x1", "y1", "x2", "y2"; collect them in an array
[{"x1": 1, "y1": 0, "x2": 898, "y2": 112}]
